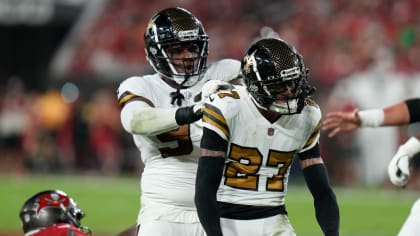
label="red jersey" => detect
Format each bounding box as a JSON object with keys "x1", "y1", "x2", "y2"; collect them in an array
[{"x1": 25, "y1": 223, "x2": 88, "y2": 236}]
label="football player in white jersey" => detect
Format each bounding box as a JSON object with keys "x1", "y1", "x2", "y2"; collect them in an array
[
  {"x1": 117, "y1": 7, "x2": 241, "y2": 236},
  {"x1": 195, "y1": 38, "x2": 340, "y2": 236},
  {"x1": 323, "y1": 98, "x2": 420, "y2": 236}
]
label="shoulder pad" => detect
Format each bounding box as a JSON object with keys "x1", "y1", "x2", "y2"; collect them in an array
[
  {"x1": 205, "y1": 87, "x2": 242, "y2": 119},
  {"x1": 304, "y1": 98, "x2": 319, "y2": 108},
  {"x1": 204, "y1": 59, "x2": 241, "y2": 82},
  {"x1": 302, "y1": 98, "x2": 322, "y2": 127},
  {"x1": 117, "y1": 75, "x2": 155, "y2": 107}
]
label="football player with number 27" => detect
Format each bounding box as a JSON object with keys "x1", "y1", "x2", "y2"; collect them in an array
[
  {"x1": 195, "y1": 38, "x2": 340, "y2": 236},
  {"x1": 117, "y1": 7, "x2": 241, "y2": 236},
  {"x1": 323, "y1": 98, "x2": 420, "y2": 236}
]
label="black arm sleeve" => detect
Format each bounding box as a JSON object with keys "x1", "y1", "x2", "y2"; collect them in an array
[
  {"x1": 405, "y1": 98, "x2": 420, "y2": 123},
  {"x1": 195, "y1": 156, "x2": 225, "y2": 236},
  {"x1": 303, "y1": 164, "x2": 340, "y2": 236},
  {"x1": 297, "y1": 143, "x2": 321, "y2": 160},
  {"x1": 200, "y1": 127, "x2": 228, "y2": 152}
]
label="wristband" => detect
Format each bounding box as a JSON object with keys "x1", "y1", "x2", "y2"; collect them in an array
[{"x1": 357, "y1": 109, "x2": 384, "y2": 127}]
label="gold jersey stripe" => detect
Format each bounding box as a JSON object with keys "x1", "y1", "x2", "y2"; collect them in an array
[
  {"x1": 303, "y1": 120, "x2": 321, "y2": 149},
  {"x1": 118, "y1": 92, "x2": 154, "y2": 108},
  {"x1": 203, "y1": 104, "x2": 230, "y2": 139},
  {"x1": 118, "y1": 92, "x2": 137, "y2": 107},
  {"x1": 304, "y1": 98, "x2": 319, "y2": 108}
]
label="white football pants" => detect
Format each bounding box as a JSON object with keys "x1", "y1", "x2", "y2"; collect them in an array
[
  {"x1": 398, "y1": 198, "x2": 420, "y2": 236},
  {"x1": 220, "y1": 214, "x2": 296, "y2": 236},
  {"x1": 137, "y1": 220, "x2": 205, "y2": 236}
]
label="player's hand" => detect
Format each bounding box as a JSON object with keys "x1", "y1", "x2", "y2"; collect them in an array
[
  {"x1": 192, "y1": 80, "x2": 233, "y2": 115},
  {"x1": 322, "y1": 109, "x2": 360, "y2": 138},
  {"x1": 175, "y1": 80, "x2": 226, "y2": 124},
  {"x1": 194, "y1": 80, "x2": 233, "y2": 103},
  {"x1": 175, "y1": 105, "x2": 203, "y2": 125},
  {"x1": 387, "y1": 151, "x2": 410, "y2": 187},
  {"x1": 387, "y1": 137, "x2": 420, "y2": 187}
]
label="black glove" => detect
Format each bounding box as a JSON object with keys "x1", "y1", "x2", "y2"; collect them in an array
[{"x1": 175, "y1": 105, "x2": 203, "y2": 125}]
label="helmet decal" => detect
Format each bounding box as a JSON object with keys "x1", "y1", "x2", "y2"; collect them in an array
[
  {"x1": 242, "y1": 52, "x2": 256, "y2": 76},
  {"x1": 177, "y1": 29, "x2": 199, "y2": 41},
  {"x1": 36, "y1": 192, "x2": 70, "y2": 214}
]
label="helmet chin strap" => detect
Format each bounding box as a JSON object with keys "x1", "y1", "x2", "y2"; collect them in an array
[
  {"x1": 170, "y1": 74, "x2": 190, "y2": 106},
  {"x1": 59, "y1": 203, "x2": 80, "y2": 227},
  {"x1": 250, "y1": 95, "x2": 269, "y2": 111},
  {"x1": 251, "y1": 94, "x2": 300, "y2": 115},
  {"x1": 269, "y1": 98, "x2": 299, "y2": 114},
  {"x1": 59, "y1": 203, "x2": 91, "y2": 235}
]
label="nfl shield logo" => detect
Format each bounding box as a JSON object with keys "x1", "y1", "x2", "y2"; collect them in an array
[{"x1": 267, "y1": 128, "x2": 274, "y2": 136}]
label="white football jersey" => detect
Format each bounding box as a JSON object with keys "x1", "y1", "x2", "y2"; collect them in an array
[
  {"x1": 117, "y1": 59, "x2": 240, "y2": 224},
  {"x1": 202, "y1": 85, "x2": 321, "y2": 207}
]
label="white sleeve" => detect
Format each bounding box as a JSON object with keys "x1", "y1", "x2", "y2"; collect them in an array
[
  {"x1": 205, "y1": 59, "x2": 241, "y2": 82},
  {"x1": 120, "y1": 101, "x2": 179, "y2": 136}
]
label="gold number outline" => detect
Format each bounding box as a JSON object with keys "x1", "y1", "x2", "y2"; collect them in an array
[
  {"x1": 217, "y1": 90, "x2": 240, "y2": 99},
  {"x1": 224, "y1": 143, "x2": 295, "y2": 192}
]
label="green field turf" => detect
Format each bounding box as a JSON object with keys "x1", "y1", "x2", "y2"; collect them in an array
[{"x1": 0, "y1": 173, "x2": 417, "y2": 236}]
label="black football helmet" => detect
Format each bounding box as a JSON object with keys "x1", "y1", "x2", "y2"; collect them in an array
[
  {"x1": 19, "y1": 190, "x2": 89, "y2": 234},
  {"x1": 144, "y1": 7, "x2": 208, "y2": 87},
  {"x1": 241, "y1": 38, "x2": 315, "y2": 115}
]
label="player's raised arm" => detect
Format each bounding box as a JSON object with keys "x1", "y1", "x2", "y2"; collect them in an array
[{"x1": 323, "y1": 98, "x2": 420, "y2": 137}]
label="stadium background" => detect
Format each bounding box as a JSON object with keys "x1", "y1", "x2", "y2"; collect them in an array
[{"x1": 1, "y1": 0, "x2": 420, "y2": 235}]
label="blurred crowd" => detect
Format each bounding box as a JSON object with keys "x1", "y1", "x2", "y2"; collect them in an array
[
  {"x1": 2, "y1": 0, "x2": 420, "y2": 186},
  {"x1": 0, "y1": 77, "x2": 140, "y2": 176},
  {"x1": 69, "y1": 0, "x2": 420, "y2": 85}
]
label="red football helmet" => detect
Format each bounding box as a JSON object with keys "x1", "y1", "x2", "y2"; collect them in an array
[{"x1": 19, "y1": 190, "x2": 89, "y2": 234}]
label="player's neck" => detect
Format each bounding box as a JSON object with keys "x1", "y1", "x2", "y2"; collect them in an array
[
  {"x1": 160, "y1": 76, "x2": 188, "y2": 90},
  {"x1": 257, "y1": 106, "x2": 281, "y2": 123}
]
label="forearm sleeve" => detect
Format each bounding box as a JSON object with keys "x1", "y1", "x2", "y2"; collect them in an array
[
  {"x1": 406, "y1": 98, "x2": 420, "y2": 123},
  {"x1": 120, "y1": 101, "x2": 179, "y2": 136},
  {"x1": 303, "y1": 164, "x2": 340, "y2": 236},
  {"x1": 201, "y1": 128, "x2": 228, "y2": 152},
  {"x1": 195, "y1": 156, "x2": 225, "y2": 236}
]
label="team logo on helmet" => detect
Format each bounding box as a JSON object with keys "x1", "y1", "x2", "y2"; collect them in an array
[
  {"x1": 36, "y1": 192, "x2": 70, "y2": 214},
  {"x1": 242, "y1": 52, "x2": 256, "y2": 75}
]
